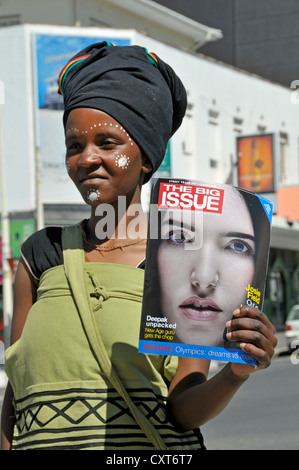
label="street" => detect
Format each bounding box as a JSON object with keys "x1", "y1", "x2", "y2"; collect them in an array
[
  {"x1": 0, "y1": 354, "x2": 298, "y2": 450},
  {"x1": 202, "y1": 354, "x2": 299, "y2": 450}
]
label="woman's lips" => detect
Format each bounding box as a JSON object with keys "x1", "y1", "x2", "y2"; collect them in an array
[
  {"x1": 179, "y1": 296, "x2": 222, "y2": 321},
  {"x1": 79, "y1": 175, "x2": 105, "y2": 185}
]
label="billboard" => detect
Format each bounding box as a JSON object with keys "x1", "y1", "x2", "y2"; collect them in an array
[
  {"x1": 34, "y1": 34, "x2": 132, "y2": 110},
  {"x1": 237, "y1": 134, "x2": 275, "y2": 194}
]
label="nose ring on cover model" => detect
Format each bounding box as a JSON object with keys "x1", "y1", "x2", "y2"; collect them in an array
[
  {"x1": 209, "y1": 274, "x2": 220, "y2": 289},
  {"x1": 191, "y1": 272, "x2": 220, "y2": 289}
]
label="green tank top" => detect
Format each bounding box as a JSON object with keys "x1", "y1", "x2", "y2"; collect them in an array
[{"x1": 5, "y1": 224, "x2": 204, "y2": 450}]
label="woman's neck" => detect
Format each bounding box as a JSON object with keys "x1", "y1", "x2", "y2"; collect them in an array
[
  {"x1": 81, "y1": 197, "x2": 148, "y2": 267},
  {"x1": 86, "y1": 198, "x2": 148, "y2": 246}
]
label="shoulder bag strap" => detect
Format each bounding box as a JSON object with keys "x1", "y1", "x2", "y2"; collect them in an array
[{"x1": 62, "y1": 224, "x2": 168, "y2": 450}]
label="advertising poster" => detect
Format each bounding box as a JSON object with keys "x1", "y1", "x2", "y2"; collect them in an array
[
  {"x1": 237, "y1": 134, "x2": 275, "y2": 194},
  {"x1": 0, "y1": 219, "x2": 35, "y2": 284},
  {"x1": 34, "y1": 34, "x2": 131, "y2": 110},
  {"x1": 138, "y1": 178, "x2": 273, "y2": 365}
]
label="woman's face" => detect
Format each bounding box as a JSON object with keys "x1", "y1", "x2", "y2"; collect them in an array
[
  {"x1": 157, "y1": 186, "x2": 256, "y2": 347},
  {"x1": 65, "y1": 108, "x2": 150, "y2": 206}
]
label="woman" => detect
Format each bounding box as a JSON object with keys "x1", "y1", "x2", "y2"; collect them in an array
[
  {"x1": 156, "y1": 184, "x2": 268, "y2": 348},
  {"x1": 1, "y1": 42, "x2": 277, "y2": 450}
]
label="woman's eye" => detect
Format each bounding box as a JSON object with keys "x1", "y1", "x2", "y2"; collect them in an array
[
  {"x1": 99, "y1": 137, "x2": 119, "y2": 149},
  {"x1": 226, "y1": 239, "x2": 254, "y2": 255},
  {"x1": 66, "y1": 141, "x2": 82, "y2": 152},
  {"x1": 101, "y1": 139, "x2": 114, "y2": 147},
  {"x1": 168, "y1": 230, "x2": 194, "y2": 245}
]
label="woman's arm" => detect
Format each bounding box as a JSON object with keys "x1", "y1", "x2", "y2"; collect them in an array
[
  {"x1": 0, "y1": 258, "x2": 37, "y2": 450},
  {"x1": 1, "y1": 382, "x2": 15, "y2": 450},
  {"x1": 167, "y1": 306, "x2": 277, "y2": 431},
  {"x1": 10, "y1": 258, "x2": 37, "y2": 343}
]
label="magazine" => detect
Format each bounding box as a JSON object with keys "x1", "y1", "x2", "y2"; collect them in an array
[{"x1": 138, "y1": 178, "x2": 273, "y2": 365}]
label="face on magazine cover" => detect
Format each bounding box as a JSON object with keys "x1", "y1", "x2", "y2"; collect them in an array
[{"x1": 157, "y1": 185, "x2": 256, "y2": 347}]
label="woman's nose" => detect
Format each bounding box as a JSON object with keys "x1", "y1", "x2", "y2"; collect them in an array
[
  {"x1": 189, "y1": 241, "x2": 220, "y2": 292},
  {"x1": 79, "y1": 149, "x2": 102, "y2": 167},
  {"x1": 190, "y1": 269, "x2": 220, "y2": 292}
]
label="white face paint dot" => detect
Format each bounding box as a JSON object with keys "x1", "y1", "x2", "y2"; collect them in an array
[
  {"x1": 115, "y1": 154, "x2": 130, "y2": 169},
  {"x1": 86, "y1": 189, "x2": 100, "y2": 203}
]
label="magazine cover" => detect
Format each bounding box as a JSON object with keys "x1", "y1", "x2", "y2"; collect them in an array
[{"x1": 138, "y1": 178, "x2": 273, "y2": 365}]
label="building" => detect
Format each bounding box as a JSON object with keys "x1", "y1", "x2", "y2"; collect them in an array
[
  {"x1": 0, "y1": 0, "x2": 223, "y2": 50},
  {"x1": 0, "y1": 1, "x2": 299, "y2": 342},
  {"x1": 154, "y1": 0, "x2": 299, "y2": 88}
]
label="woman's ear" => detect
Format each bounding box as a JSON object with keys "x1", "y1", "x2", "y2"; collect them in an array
[{"x1": 141, "y1": 157, "x2": 152, "y2": 175}]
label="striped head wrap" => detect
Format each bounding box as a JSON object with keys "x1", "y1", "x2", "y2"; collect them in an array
[
  {"x1": 58, "y1": 41, "x2": 187, "y2": 182},
  {"x1": 58, "y1": 54, "x2": 91, "y2": 95}
]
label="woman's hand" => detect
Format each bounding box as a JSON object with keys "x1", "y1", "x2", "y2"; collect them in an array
[{"x1": 226, "y1": 306, "x2": 277, "y2": 378}]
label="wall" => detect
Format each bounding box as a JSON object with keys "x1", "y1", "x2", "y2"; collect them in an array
[
  {"x1": 133, "y1": 31, "x2": 299, "y2": 189},
  {"x1": 0, "y1": 25, "x2": 36, "y2": 212},
  {"x1": 1, "y1": 24, "x2": 299, "y2": 211},
  {"x1": 155, "y1": 0, "x2": 299, "y2": 87}
]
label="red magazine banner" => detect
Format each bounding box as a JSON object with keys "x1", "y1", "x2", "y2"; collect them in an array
[{"x1": 158, "y1": 182, "x2": 224, "y2": 213}]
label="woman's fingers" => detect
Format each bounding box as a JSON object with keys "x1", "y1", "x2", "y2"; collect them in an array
[
  {"x1": 233, "y1": 306, "x2": 276, "y2": 333},
  {"x1": 226, "y1": 306, "x2": 277, "y2": 370}
]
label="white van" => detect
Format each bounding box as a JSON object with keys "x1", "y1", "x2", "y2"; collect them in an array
[{"x1": 285, "y1": 304, "x2": 299, "y2": 350}]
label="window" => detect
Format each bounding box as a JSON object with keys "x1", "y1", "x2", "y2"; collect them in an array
[
  {"x1": 208, "y1": 109, "x2": 221, "y2": 169},
  {"x1": 257, "y1": 124, "x2": 267, "y2": 133},
  {"x1": 182, "y1": 102, "x2": 195, "y2": 156},
  {"x1": 233, "y1": 116, "x2": 243, "y2": 134}
]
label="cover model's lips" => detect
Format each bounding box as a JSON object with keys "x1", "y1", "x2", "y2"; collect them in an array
[{"x1": 179, "y1": 296, "x2": 222, "y2": 321}]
